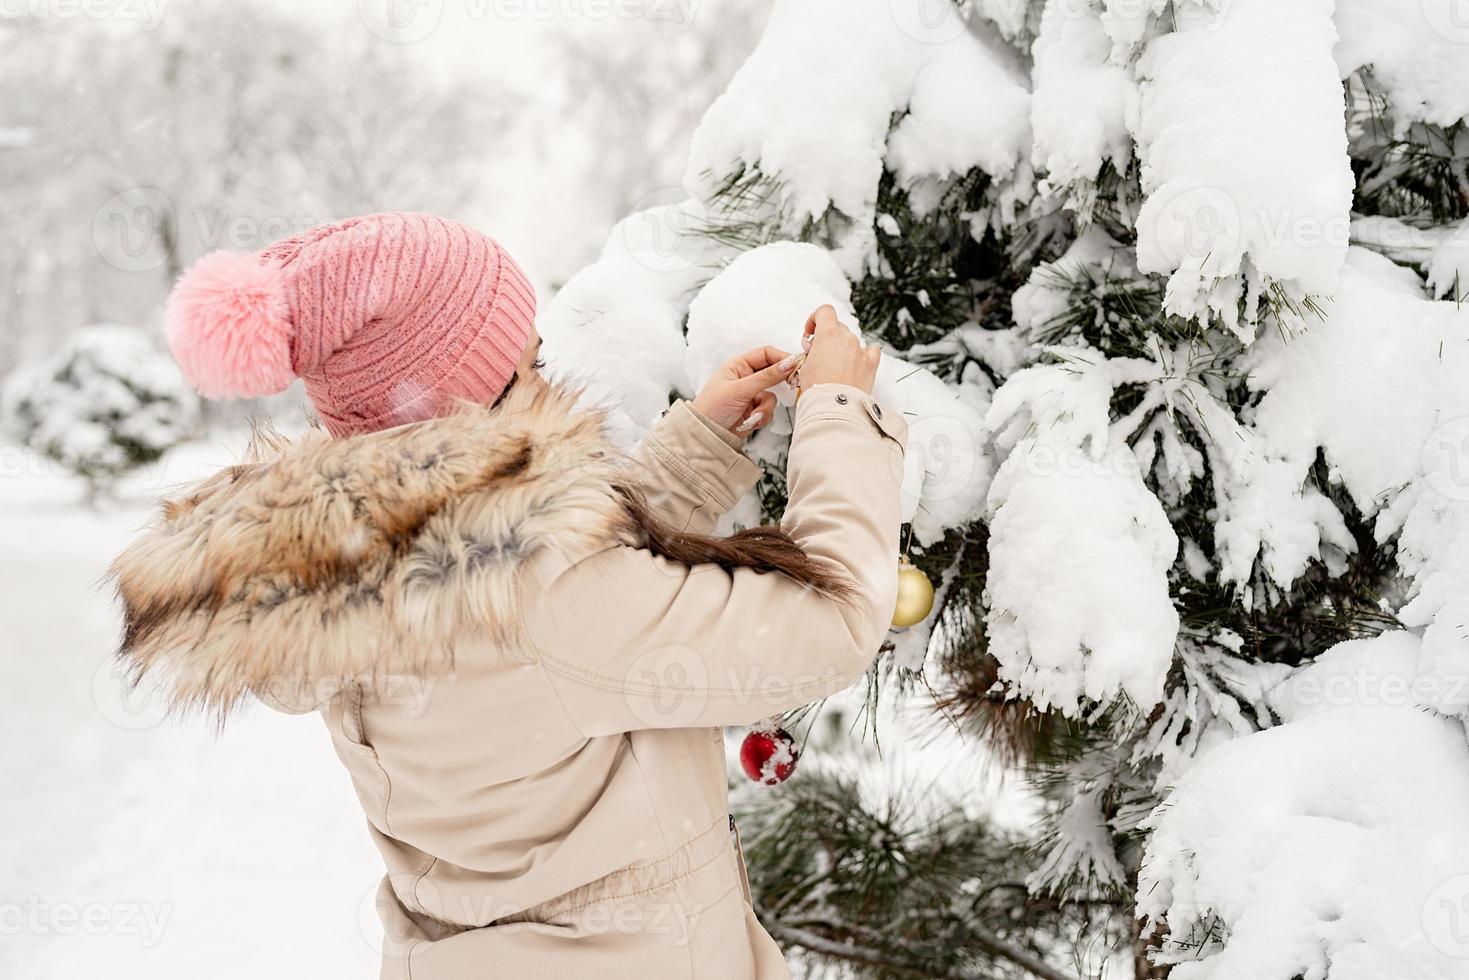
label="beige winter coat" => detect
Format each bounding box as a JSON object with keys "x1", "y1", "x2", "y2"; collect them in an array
[{"x1": 112, "y1": 379, "x2": 907, "y2": 979}]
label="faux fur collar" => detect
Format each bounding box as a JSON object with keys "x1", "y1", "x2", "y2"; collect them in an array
[{"x1": 111, "y1": 382, "x2": 636, "y2": 718}]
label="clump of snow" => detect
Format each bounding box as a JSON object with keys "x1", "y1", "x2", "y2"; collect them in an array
[
  {"x1": 1028, "y1": 783, "x2": 1127, "y2": 895},
  {"x1": 684, "y1": 241, "x2": 855, "y2": 397},
  {"x1": 958, "y1": 323, "x2": 1035, "y2": 381},
  {"x1": 1029, "y1": 0, "x2": 1134, "y2": 201},
  {"x1": 982, "y1": 351, "x2": 1179, "y2": 715},
  {"x1": 873, "y1": 355, "x2": 992, "y2": 544},
  {"x1": 1334, "y1": 0, "x2": 1469, "y2": 129},
  {"x1": 1140, "y1": 632, "x2": 1469, "y2": 979},
  {"x1": 688, "y1": 0, "x2": 905, "y2": 225},
  {"x1": 1010, "y1": 227, "x2": 1135, "y2": 337},
  {"x1": 1141, "y1": 285, "x2": 1469, "y2": 970},
  {"x1": 1268, "y1": 630, "x2": 1450, "y2": 722},
  {"x1": 1131, "y1": 0, "x2": 1354, "y2": 340},
  {"x1": 1387, "y1": 483, "x2": 1469, "y2": 720},
  {"x1": 686, "y1": 0, "x2": 1030, "y2": 270},
  {"x1": 1349, "y1": 214, "x2": 1447, "y2": 266},
  {"x1": 1138, "y1": 643, "x2": 1293, "y2": 792},
  {"x1": 886, "y1": 21, "x2": 1032, "y2": 188},
  {"x1": 1209, "y1": 451, "x2": 1356, "y2": 604},
  {"x1": 538, "y1": 201, "x2": 726, "y2": 447},
  {"x1": 1225, "y1": 248, "x2": 1469, "y2": 677},
  {"x1": 1245, "y1": 250, "x2": 1467, "y2": 515},
  {"x1": 1, "y1": 325, "x2": 199, "y2": 496},
  {"x1": 1424, "y1": 223, "x2": 1469, "y2": 303}
]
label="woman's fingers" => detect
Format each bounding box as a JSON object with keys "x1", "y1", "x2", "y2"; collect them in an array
[
  {"x1": 729, "y1": 345, "x2": 793, "y2": 377},
  {"x1": 734, "y1": 348, "x2": 802, "y2": 393},
  {"x1": 735, "y1": 390, "x2": 778, "y2": 435},
  {"x1": 797, "y1": 304, "x2": 878, "y2": 394},
  {"x1": 714, "y1": 306, "x2": 872, "y2": 410},
  {"x1": 751, "y1": 389, "x2": 777, "y2": 424}
]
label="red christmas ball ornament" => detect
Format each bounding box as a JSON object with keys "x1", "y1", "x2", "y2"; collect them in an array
[{"x1": 740, "y1": 724, "x2": 799, "y2": 785}]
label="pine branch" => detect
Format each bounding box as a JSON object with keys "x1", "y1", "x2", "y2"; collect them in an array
[
  {"x1": 769, "y1": 918, "x2": 1083, "y2": 980},
  {"x1": 766, "y1": 923, "x2": 953, "y2": 979}
]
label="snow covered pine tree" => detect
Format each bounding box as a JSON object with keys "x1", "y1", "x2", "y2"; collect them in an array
[
  {"x1": 1, "y1": 325, "x2": 199, "y2": 503},
  {"x1": 539, "y1": 1, "x2": 1469, "y2": 976}
]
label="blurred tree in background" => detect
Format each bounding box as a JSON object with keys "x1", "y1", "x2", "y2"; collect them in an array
[{"x1": 0, "y1": 324, "x2": 198, "y2": 502}]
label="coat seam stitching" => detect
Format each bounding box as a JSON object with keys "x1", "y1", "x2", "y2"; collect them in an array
[
  {"x1": 351, "y1": 683, "x2": 397, "y2": 836},
  {"x1": 646, "y1": 433, "x2": 735, "y2": 512},
  {"x1": 515, "y1": 562, "x2": 594, "y2": 740},
  {"x1": 407, "y1": 857, "x2": 439, "y2": 917},
  {"x1": 543, "y1": 836, "x2": 729, "y2": 916}
]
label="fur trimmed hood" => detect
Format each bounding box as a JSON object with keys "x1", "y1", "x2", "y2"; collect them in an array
[{"x1": 111, "y1": 382, "x2": 638, "y2": 718}]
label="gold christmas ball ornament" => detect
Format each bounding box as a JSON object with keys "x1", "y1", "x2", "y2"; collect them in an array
[{"x1": 891, "y1": 556, "x2": 935, "y2": 628}]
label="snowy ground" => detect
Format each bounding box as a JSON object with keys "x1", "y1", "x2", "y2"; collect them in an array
[
  {"x1": 2, "y1": 434, "x2": 1030, "y2": 977},
  {"x1": 1, "y1": 437, "x2": 384, "y2": 978}
]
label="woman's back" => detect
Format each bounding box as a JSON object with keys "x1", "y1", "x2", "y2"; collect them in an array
[{"x1": 114, "y1": 379, "x2": 907, "y2": 979}]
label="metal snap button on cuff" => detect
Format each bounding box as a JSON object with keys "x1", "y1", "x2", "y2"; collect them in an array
[{"x1": 835, "y1": 392, "x2": 849, "y2": 405}]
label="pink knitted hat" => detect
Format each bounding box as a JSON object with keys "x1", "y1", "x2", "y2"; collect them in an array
[{"x1": 165, "y1": 212, "x2": 536, "y2": 437}]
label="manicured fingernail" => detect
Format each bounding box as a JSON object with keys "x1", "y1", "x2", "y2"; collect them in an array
[
  {"x1": 778, "y1": 353, "x2": 800, "y2": 371},
  {"x1": 802, "y1": 335, "x2": 813, "y2": 350},
  {"x1": 736, "y1": 412, "x2": 763, "y2": 433}
]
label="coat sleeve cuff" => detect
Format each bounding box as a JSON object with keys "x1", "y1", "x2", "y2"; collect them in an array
[
  {"x1": 642, "y1": 400, "x2": 762, "y2": 511},
  {"x1": 794, "y1": 384, "x2": 909, "y2": 450}
]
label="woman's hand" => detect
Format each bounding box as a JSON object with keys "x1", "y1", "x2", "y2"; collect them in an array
[
  {"x1": 797, "y1": 305, "x2": 880, "y2": 394},
  {"x1": 689, "y1": 307, "x2": 879, "y2": 441},
  {"x1": 691, "y1": 345, "x2": 802, "y2": 441}
]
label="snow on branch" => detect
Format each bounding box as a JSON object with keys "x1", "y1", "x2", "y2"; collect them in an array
[
  {"x1": 982, "y1": 350, "x2": 1179, "y2": 715},
  {"x1": 686, "y1": 0, "x2": 1031, "y2": 272},
  {"x1": 1131, "y1": 0, "x2": 1355, "y2": 340}
]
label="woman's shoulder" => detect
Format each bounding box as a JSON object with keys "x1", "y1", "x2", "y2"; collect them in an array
[{"x1": 111, "y1": 384, "x2": 636, "y2": 721}]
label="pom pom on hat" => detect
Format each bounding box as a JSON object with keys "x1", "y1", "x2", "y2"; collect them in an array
[{"x1": 166, "y1": 250, "x2": 296, "y2": 398}]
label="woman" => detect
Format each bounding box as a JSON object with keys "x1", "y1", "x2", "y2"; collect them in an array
[{"x1": 112, "y1": 212, "x2": 907, "y2": 978}]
